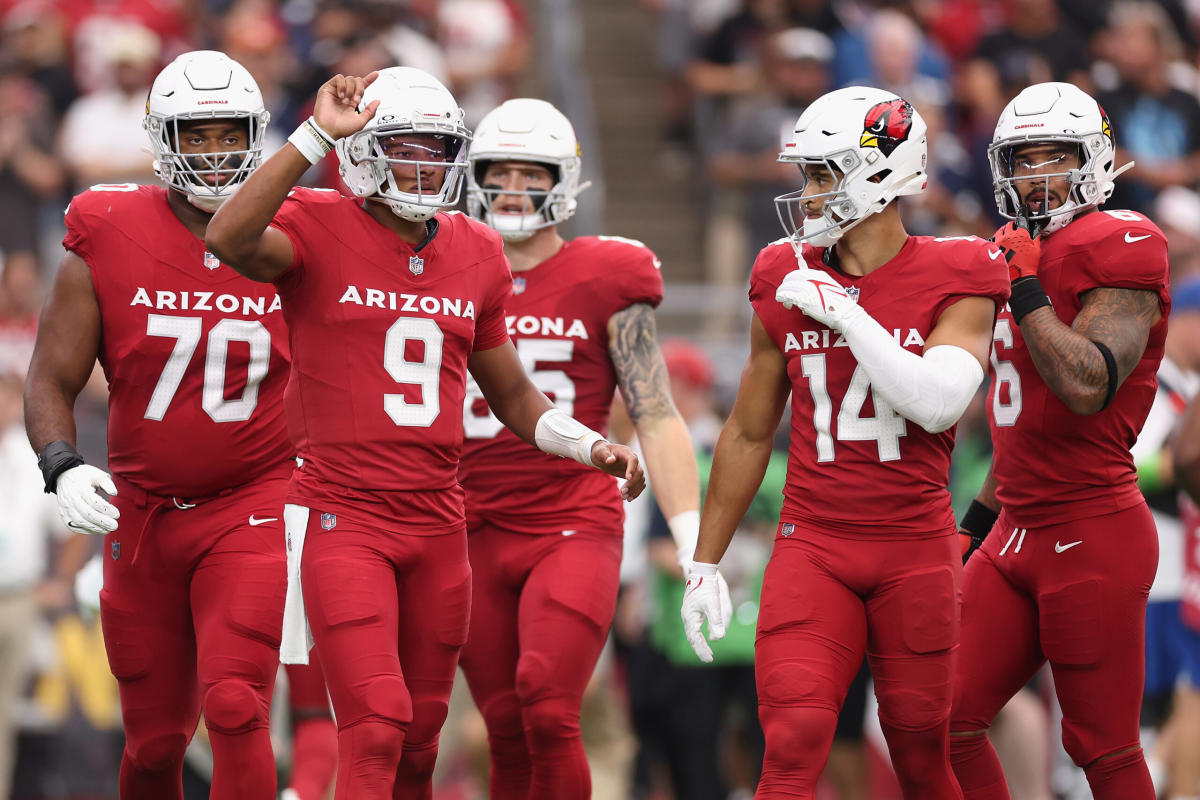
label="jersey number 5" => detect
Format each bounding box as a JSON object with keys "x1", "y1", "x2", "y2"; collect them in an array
[{"x1": 463, "y1": 338, "x2": 576, "y2": 438}]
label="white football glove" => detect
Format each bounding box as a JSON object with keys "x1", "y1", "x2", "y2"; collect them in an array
[
  {"x1": 775, "y1": 267, "x2": 862, "y2": 331},
  {"x1": 681, "y1": 561, "x2": 733, "y2": 663},
  {"x1": 55, "y1": 464, "x2": 119, "y2": 535}
]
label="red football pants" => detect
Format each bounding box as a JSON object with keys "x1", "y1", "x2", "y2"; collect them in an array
[
  {"x1": 458, "y1": 522, "x2": 622, "y2": 800},
  {"x1": 755, "y1": 527, "x2": 963, "y2": 800},
  {"x1": 101, "y1": 474, "x2": 287, "y2": 800},
  {"x1": 950, "y1": 504, "x2": 1157, "y2": 799},
  {"x1": 285, "y1": 651, "x2": 337, "y2": 800},
  {"x1": 299, "y1": 512, "x2": 471, "y2": 800}
]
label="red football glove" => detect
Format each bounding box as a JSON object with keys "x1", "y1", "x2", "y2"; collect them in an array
[{"x1": 992, "y1": 221, "x2": 1043, "y2": 282}]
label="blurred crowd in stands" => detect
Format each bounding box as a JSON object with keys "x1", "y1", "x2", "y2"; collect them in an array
[{"x1": 1, "y1": 0, "x2": 1200, "y2": 798}]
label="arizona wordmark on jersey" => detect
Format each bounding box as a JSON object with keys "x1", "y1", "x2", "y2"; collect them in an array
[
  {"x1": 460, "y1": 235, "x2": 663, "y2": 535},
  {"x1": 64, "y1": 184, "x2": 293, "y2": 497},
  {"x1": 752, "y1": 235, "x2": 1009, "y2": 537}
]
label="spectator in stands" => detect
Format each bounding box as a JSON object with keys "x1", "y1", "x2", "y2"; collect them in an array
[
  {"x1": 57, "y1": 21, "x2": 160, "y2": 188},
  {"x1": 1156, "y1": 186, "x2": 1200, "y2": 284},
  {"x1": 708, "y1": 26, "x2": 833, "y2": 263},
  {"x1": 971, "y1": 0, "x2": 1090, "y2": 88},
  {"x1": 437, "y1": 0, "x2": 531, "y2": 124},
  {"x1": 1097, "y1": 1, "x2": 1200, "y2": 215},
  {"x1": 839, "y1": 9, "x2": 948, "y2": 105},
  {"x1": 1, "y1": 4, "x2": 77, "y2": 121},
  {"x1": 0, "y1": 69, "x2": 65, "y2": 271}
]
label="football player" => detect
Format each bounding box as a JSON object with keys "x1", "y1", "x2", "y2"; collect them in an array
[
  {"x1": 24, "y1": 50, "x2": 293, "y2": 799},
  {"x1": 458, "y1": 98, "x2": 702, "y2": 799},
  {"x1": 204, "y1": 67, "x2": 645, "y2": 800},
  {"x1": 951, "y1": 82, "x2": 1170, "y2": 800},
  {"x1": 682, "y1": 86, "x2": 1010, "y2": 799}
]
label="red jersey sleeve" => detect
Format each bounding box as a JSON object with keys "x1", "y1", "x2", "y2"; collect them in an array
[
  {"x1": 609, "y1": 238, "x2": 665, "y2": 311},
  {"x1": 474, "y1": 252, "x2": 512, "y2": 351},
  {"x1": 1078, "y1": 213, "x2": 1171, "y2": 310},
  {"x1": 62, "y1": 192, "x2": 96, "y2": 265},
  {"x1": 268, "y1": 188, "x2": 340, "y2": 284},
  {"x1": 931, "y1": 237, "x2": 1012, "y2": 320}
]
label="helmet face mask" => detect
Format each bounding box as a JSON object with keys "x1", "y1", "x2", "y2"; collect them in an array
[
  {"x1": 774, "y1": 87, "x2": 927, "y2": 253},
  {"x1": 144, "y1": 50, "x2": 269, "y2": 212},
  {"x1": 471, "y1": 159, "x2": 561, "y2": 242},
  {"x1": 336, "y1": 67, "x2": 471, "y2": 223},
  {"x1": 466, "y1": 98, "x2": 584, "y2": 242},
  {"x1": 989, "y1": 82, "x2": 1122, "y2": 235}
]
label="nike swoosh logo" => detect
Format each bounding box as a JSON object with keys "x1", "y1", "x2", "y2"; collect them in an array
[
  {"x1": 1125, "y1": 232, "x2": 1151, "y2": 243},
  {"x1": 248, "y1": 516, "x2": 278, "y2": 526},
  {"x1": 988, "y1": 249, "x2": 1003, "y2": 260},
  {"x1": 561, "y1": 529, "x2": 576, "y2": 537},
  {"x1": 1054, "y1": 540, "x2": 1083, "y2": 553}
]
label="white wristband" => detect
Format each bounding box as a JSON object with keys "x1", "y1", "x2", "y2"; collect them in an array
[
  {"x1": 534, "y1": 408, "x2": 605, "y2": 466},
  {"x1": 288, "y1": 116, "x2": 337, "y2": 166},
  {"x1": 689, "y1": 561, "x2": 719, "y2": 577},
  {"x1": 668, "y1": 510, "x2": 700, "y2": 562}
]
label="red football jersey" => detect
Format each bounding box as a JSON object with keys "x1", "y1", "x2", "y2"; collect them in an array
[
  {"x1": 987, "y1": 210, "x2": 1170, "y2": 527},
  {"x1": 459, "y1": 236, "x2": 665, "y2": 535},
  {"x1": 63, "y1": 184, "x2": 292, "y2": 497},
  {"x1": 269, "y1": 190, "x2": 511, "y2": 532},
  {"x1": 752, "y1": 235, "x2": 1010, "y2": 537}
]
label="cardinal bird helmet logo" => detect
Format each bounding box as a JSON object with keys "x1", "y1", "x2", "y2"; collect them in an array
[{"x1": 859, "y1": 99, "x2": 914, "y2": 157}]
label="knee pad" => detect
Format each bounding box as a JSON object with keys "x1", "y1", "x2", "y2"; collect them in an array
[
  {"x1": 875, "y1": 681, "x2": 951, "y2": 732},
  {"x1": 127, "y1": 731, "x2": 189, "y2": 773},
  {"x1": 520, "y1": 695, "x2": 580, "y2": 747},
  {"x1": 1039, "y1": 579, "x2": 1102, "y2": 667},
  {"x1": 204, "y1": 679, "x2": 264, "y2": 735},
  {"x1": 760, "y1": 705, "x2": 838, "y2": 778},
  {"x1": 357, "y1": 674, "x2": 412, "y2": 729},
  {"x1": 880, "y1": 719, "x2": 950, "y2": 773},
  {"x1": 515, "y1": 651, "x2": 553, "y2": 706},
  {"x1": 478, "y1": 690, "x2": 525, "y2": 742}
]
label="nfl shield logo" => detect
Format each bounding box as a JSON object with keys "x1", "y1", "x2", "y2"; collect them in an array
[
  {"x1": 513, "y1": 277, "x2": 526, "y2": 295},
  {"x1": 781, "y1": 523, "x2": 795, "y2": 538},
  {"x1": 846, "y1": 286, "x2": 860, "y2": 302},
  {"x1": 409, "y1": 255, "x2": 424, "y2": 275},
  {"x1": 320, "y1": 513, "x2": 337, "y2": 530},
  {"x1": 111, "y1": 541, "x2": 121, "y2": 560},
  {"x1": 203, "y1": 251, "x2": 220, "y2": 270}
]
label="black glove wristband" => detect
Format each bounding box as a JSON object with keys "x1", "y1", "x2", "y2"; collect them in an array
[
  {"x1": 959, "y1": 499, "x2": 999, "y2": 538},
  {"x1": 37, "y1": 440, "x2": 85, "y2": 494},
  {"x1": 959, "y1": 499, "x2": 999, "y2": 565},
  {"x1": 1009, "y1": 276, "x2": 1052, "y2": 325}
]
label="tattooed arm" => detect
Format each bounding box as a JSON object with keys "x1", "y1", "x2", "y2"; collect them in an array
[
  {"x1": 607, "y1": 303, "x2": 701, "y2": 549},
  {"x1": 1017, "y1": 287, "x2": 1161, "y2": 415}
]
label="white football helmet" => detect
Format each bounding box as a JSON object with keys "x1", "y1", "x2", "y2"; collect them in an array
[
  {"x1": 466, "y1": 98, "x2": 585, "y2": 241},
  {"x1": 337, "y1": 66, "x2": 470, "y2": 222},
  {"x1": 144, "y1": 50, "x2": 269, "y2": 212},
  {"x1": 775, "y1": 86, "x2": 927, "y2": 250},
  {"x1": 989, "y1": 82, "x2": 1128, "y2": 235}
]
